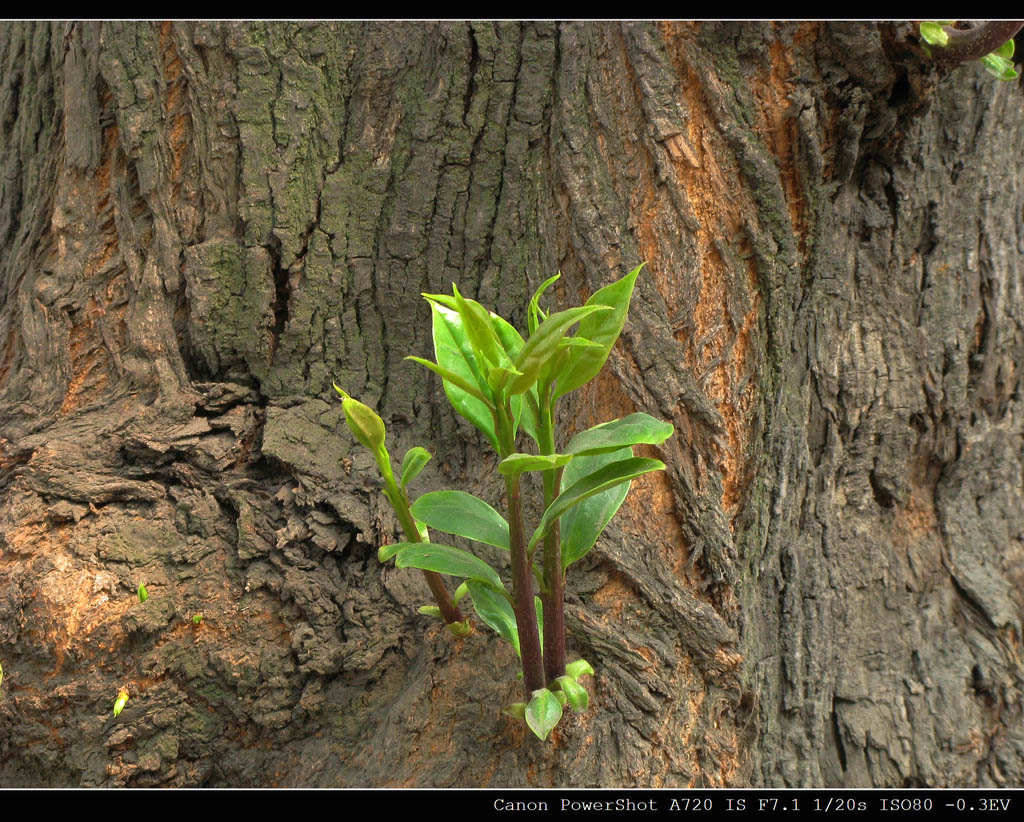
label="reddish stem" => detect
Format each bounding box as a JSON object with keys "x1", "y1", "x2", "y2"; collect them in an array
[{"x1": 933, "y1": 21, "x2": 1024, "y2": 64}]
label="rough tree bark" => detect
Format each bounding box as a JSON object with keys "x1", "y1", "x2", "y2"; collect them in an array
[{"x1": 1, "y1": 21, "x2": 1022, "y2": 788}]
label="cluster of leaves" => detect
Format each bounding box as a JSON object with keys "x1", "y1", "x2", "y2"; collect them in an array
[
  {"x1": 336, "y1": 264, "x2": 674, "y2": 740},
  {"x1": 919, "y1": 21, "x2": 1020, "y2": 80}
]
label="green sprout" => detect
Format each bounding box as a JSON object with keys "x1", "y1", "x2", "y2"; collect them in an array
[
  {"x1": 980, "y1": 38, "x2": 1019, "y2": 81},
  {"x1": 192, "y1": 613, "x2": 204, "y2": 625},
  {"x1": 137, "y1": 583, "x2": 148, "y2": 603},
  {"x1": 112, "y1": 687, "x2": 129, "y2": 717},
  {"x1": 336, "y1": 264, "x2": 673, "y2": 740}
]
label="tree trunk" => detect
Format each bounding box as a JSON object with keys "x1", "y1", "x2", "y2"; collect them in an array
[{"x1": 1, "y1": 20, "x2": 1022, "y2": 788}]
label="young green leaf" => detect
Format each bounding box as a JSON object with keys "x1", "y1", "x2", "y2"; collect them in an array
[
  {"x1": 487, "y1": 363, "x2": 525, "y2": 395},
  {"x1": 503, "y1": 702, "x2": 527, "y2": 719},
  {"x1": 405, "y1": 357, "x2": 500, "y2": 453},
  {"x1": 453, "y1": 581, "x2": 470, "y2": 605},
  {"x1": 535, "y1": 594, "x2": 544, "y2": 640},
  {"x1": 450, "y1": 284, "x2": 508, "y2": 369},
  {"x1": 404, "y1": 356, "x2": 489, "y2": 406},
  {"x1": 506, "y1": 304, "x2": 612, "y2": 396},
  {"x1": 426, "y1": 301, "x2": 490, "y2": 387},
  {"x1": 489, "y1": 313, "x2": 530, "y2": 431},
  {"x1": 553, "y1": 263, "x2": 643, "y2": 399},
  {"x1": 994, "y1": 38, "x2": 1015, "y2": 59},
  {"x1": 527, "y1": 273, "x2": 560, "y2": 336},
  {"x1": 378, "y1": 542, "x2": 402, "y2": 563},
  {"x1": 411, "y1": 490, "x2": 510, "y2": 550},
  {"x1": 565, "y1": 412, "x2": 674, "y2": 456},
  {"x1": 565, "y1": 658, "x2": 595, "y2": 680},
  {"x1": 497, "y1": 452, "x2": 574, "y2": 477},
  {"x1": 392, "y1": 542, "x2": 507, "y2": 593},
  {"x1": 490, "y1": 312, "x2": 526, "y2": 359},
  {"x1": 981, "y1": 52, "x2": 1020, "y2": 80},
  {"x1": 919, "y1": 21, "x2": 950, "y2": 47},
  {"x1": 518, "y1": 385, "x2": 542, "y2": 445},
  {"x1": 418, "y1": 301, "x2": 499, "y2": 450},
  {"x1": 525, "y1": 688, "x2": 563, "y2": 740},
  {"x1": 558, "y1": 336, "x2": 605, "y2": 352},
  {"x1": 113, "y1": 688, "x2": 129, "y2": 717},
  {"x1": 137, "y1": 583, "x2": 148, "y2": 603},
  {"x1": 559, "y1": 447, "x2": 633, "y2": 570},
  {"x1": 554, "y1": 675, "x2": 590, "y2": 711},
  {"x1": 466, "y1": 580, "x2": 521, "y2": 657},
  {"x1": 529, "y1": 457, "x2": 666, "y2": 553},
  {"x1": 192, "y1": 613, "x2": 203, "y2": 625},
  {"x1": 533, "y1": 337, "x2": 604, "y2": 404},
  {"x1": 418, "y1": 605, "x2": 442, "y2": 618},
  {"x1": 400, "y1": 446, "x2": 432, "y2": 489}
]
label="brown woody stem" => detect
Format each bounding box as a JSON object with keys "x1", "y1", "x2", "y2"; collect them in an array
[
  {"x1": 934, "y1": 21, "x2": 1024, "y2": 64},
  {"x1": 506, "y1": 474, "x2": 546, "y2": 694},
  {"x1": 537, "y1": 397, "x2": 566, "y2": 684},
  {"x1": 389, "y1": 483, "x2": 464, "y2": 625}
]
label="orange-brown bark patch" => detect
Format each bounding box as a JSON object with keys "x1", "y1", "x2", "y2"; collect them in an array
[
  {"x1": 57, "y1": 90, "x2": 126, "y2": 415},
  {"x1": 649, "y1": 24, "x2": 761, "y2": 524},
  {"x1": 590, "y1": 569, "x2": 633, "y2": 620},
  {"x1": 59, "y1": 303, "x2": 112, "y2": 416},
  {"x1": 0, "y1": 324, "x2": 18, "y2": 393},
  {"x1": 160, "y1": 21, "x2": 191, "y2": 194}
]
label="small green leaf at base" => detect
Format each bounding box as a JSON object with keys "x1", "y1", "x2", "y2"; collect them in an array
[
  {"x1": 565, "y1": 659, "x2": 595, "y2": 680},
  {"x1": 137, "y1": 583, "x2": 148, "y2": 603},
  {"x1": 192, "y1": 613, "x2": 204, "y2": 625},
  {"x1": 554, "y1": 675, "x2": 590, "y2": 711},
  {"x1": 525, "y1": 688, "x2": 563, "y2": 741},
  {"x1": 446, "y1": 619, "x2": 472, "y2": 637},
  {"x1": 113, "y1": 688, "x2": 129, "y2": 717},
  {"x1": 919, "y1": 21, "x2": 950, "y2": 47},
  {"x1": 417, "y1": 605, "x2": 442, "y2": 618},
  {"x1": 503, "y1": 702, "x2": 527, "y2": 720},
  {"x1": 981, "y1": 53, "x2": 1020, "y2": 81}
]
